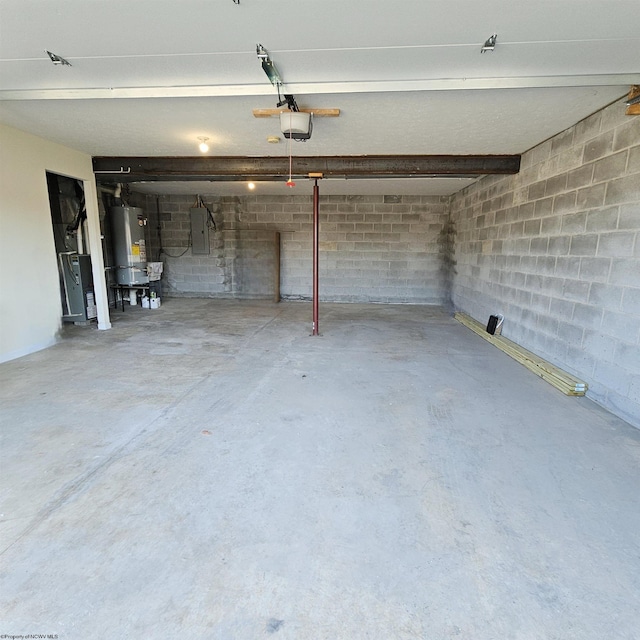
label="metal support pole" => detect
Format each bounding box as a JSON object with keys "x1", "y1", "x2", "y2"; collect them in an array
[{"x1": 312, "y1": 179, "x2": 320, "y2": 335}]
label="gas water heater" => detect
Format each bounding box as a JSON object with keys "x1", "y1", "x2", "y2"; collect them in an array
[{"x1": 109, "y1": 206, "x2": 149, "y2": 286}]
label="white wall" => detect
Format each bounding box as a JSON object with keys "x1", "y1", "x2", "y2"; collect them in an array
[{"x1": 0, "y1": 124, "x2": 110, "y2": 363}]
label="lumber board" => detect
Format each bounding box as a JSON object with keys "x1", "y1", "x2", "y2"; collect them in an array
[
  {"x1": 456, "y1": 313, "x2": 579, "y2": 388},
  {"x1": 253, "y1": 108, "x2": 340, "y2": 118},
  {"x1": 456, "y1": 313, "x2": 586, "y2": 394},
  {"x1": 492, "y1": 338, "x2": 585, "y2": 387},
  {"x1": 455, "y1": 313, "x2": 587, "y2": 396}
]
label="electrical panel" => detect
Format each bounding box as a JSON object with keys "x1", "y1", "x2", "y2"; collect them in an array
[{"x1": 190, "y1": 208, "x2": 210, "y2": 255}]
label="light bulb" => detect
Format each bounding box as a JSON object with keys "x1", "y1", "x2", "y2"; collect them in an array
[
  {"x1": 197, "y1": 137, "x2": 209, "y2": 153},
  {"x1": 247, "y1": 182, "x2": 256, "y2": 190}
]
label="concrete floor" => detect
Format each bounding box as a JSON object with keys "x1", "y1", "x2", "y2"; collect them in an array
[{"x1": 1, "y1": 299, "x2": 639, "y2": 639}]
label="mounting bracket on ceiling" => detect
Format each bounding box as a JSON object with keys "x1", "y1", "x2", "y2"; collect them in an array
[
  {"x1": 278, "y1": 94, "x2": 299, "y2": 111},
  {"x1": 46, "y1": 50, "x2": 72, "y2": 66},
  {"x1": 256, "y1": 44, "x2": 283, "y2": 88},
  {"x1": 481, "y1": 34, "x2": 497, "y2": 53}
]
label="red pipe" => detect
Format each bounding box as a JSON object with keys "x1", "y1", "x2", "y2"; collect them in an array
[{"x1": 312, "y1": 179, "x2": 319, "y2": 335}]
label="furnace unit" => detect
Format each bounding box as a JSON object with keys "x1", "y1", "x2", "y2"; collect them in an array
[{"x1": 59, "y1": 253, "x2": 97, "y2": 323}]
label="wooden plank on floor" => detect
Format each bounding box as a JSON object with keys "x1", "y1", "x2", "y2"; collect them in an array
[{"x1": 455, "y1": 312, "x2": 588, "y2": 396}]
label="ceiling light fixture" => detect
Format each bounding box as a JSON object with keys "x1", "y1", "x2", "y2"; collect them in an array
[
  {"x1": 481, "y1": 34, "x2": 497, "y2": 53},
  {"x1": 197, "y1": 136, "x2": 209, "y2": 153},
  {"x1": 46, "y1": 50, "x2": 72, "y2": 66}
]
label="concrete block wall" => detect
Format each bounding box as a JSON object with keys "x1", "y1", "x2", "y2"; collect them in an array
[
  {"x1": 450, "y1": 97, "x2": 640, "y2": 427},
  {"x1": 125, "y1": 194, "x2": 278, "y2": 298},
  {"x1": 160, "y1": 231, "x2": 280, "y2": 299},
  {"x1": 223, "y1": 229, "x2": 280, "y2": 299},
  {"x1": 137, "y1": 193, "x2": 450, "y2": 304}
]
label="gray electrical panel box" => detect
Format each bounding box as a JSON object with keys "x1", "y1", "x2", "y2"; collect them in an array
[{"x1": 190, "y1": 208, "x2": 210, "y2": 255}]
